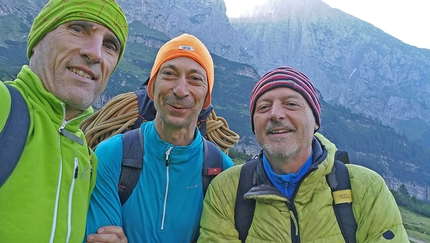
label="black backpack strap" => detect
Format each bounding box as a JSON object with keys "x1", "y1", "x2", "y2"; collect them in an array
[
  {"x1": 0, "y1": 84, "x2": 30, "y2": 187},
  {"x1": 197, "y1": 105, "x2": 213, "y2": 136},
  {"x1": 326, "y1": 158, "x2": 357, "y2": 243},
  {"x1": 201, "y1": 138, "x2": 223, "y2": 196},
  {"x1": 234, "y1": 159, "x2": 258, "y2": 243},
  {"x1": 335, "y1": 150, "x2": 350, "y2": 164},
  {"x1": 132, "y1": 78, "x2": 157, "y2": 130},
  {"x1": 118, "y1": 127, "x2": 144, "y2": 205}
]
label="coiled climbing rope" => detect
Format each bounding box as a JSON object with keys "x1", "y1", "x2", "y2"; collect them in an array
[{"x1": 80, "y1": 92, "x2": 240, "y2": 154}]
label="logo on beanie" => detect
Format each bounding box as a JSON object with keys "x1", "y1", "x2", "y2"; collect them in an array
[{"x1": 178, "y1": 45, "x2": 195, "y2": 51}]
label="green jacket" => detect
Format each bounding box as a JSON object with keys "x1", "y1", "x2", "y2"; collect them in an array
[
  {"x1": 0, "y1": 66, "x2": 97, "y2": 242},
  {"x1": 198, "y1": 133, "x2": 409, "y2": 243}
]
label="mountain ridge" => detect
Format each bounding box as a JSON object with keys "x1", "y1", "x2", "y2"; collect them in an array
[{"x1": 0, "y1": 0, "x2": 429, "y2": 201}]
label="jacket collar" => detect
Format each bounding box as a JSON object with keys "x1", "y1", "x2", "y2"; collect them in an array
[
  {"x1": 143, "y1": 121, "x2": 204, "y2": 165},
  {"x1": 246, "y1": 135, "x2": 336, "y2": 200},
  {"x1": 15, "y1": 65, "x2": 93, "y2": 132}
]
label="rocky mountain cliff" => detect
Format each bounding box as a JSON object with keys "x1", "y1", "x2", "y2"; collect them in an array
[
  {"x1": 2, "y1": 0, "x2": 429, "y2": 148},
  {"x1": 228, "y1": 0, "x2": 430, "y2": 149},
  {"x1": 116, "y1": 0, "x2": 430, "y2": 149},
  {"x1": 116, "y1": 0, "x2": 248, "y2": 64},
  {"x1": 1, "y1": 0, "x2": 429, "y2": 200}
]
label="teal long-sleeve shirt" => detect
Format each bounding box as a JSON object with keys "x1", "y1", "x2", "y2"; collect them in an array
[{"x1": 85, "y1": 121, "x2": 234, "y2": 243}]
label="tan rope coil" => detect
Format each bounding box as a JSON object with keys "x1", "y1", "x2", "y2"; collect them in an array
[{"x1": 80, "y1": 92, "x2": 240, "y2": 154}]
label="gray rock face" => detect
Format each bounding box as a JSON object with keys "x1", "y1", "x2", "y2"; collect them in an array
[
  {"x1": 1, "y1": 0, "x2": 430, "y2": 200},
  {"x1": 229, "y1": 0, "x2": 430, "y2": 145},
  {"x1": 118, "y1": 0, "x2": 430, "y2": 144},
  {"x1": 117, "y1": 0, "x2": 247, "y2": 64}
]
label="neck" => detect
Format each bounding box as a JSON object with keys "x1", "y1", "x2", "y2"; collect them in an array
[
  {"x1": 265, "y1": 146, "x2": 312, "y2": 174},
  {"x1": 154, "y1": 118, "x2": 196, "y2": 146},
  {"x1": 65, "y1": 106, "x2": 84, "y2": 121}
]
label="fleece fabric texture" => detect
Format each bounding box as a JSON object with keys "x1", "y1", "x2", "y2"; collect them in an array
[
  {"x1": 198, "y1": 133, "x2": 409, "y2": 243},
  {"x1": 0, "y1": 65, "x2": 97, "y2": 242},
  {"x1": 86, "y1": 121, "x2": 234, "y2": 243}
]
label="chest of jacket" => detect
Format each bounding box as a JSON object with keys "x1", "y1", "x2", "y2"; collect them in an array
[{"x1": 245, "y1": 176, "x2": 346, "y2": 242}]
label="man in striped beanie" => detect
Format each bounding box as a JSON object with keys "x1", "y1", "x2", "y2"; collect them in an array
[
  {"x1": 198, "y1": 66, "x2": 408, "y2": 242},
  {"x1": 249, "y1": 66, "x2": 321, "y2": 134}
]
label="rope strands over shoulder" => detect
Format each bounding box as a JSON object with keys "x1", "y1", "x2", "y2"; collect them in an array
[
  {"x1": 80, "y1": 92, "x2": 139, "y2": 150},
  {"x1": 205, "y1": 110, "x2": 240, "y2": 153},
  {"x1": 80, "y1": 92, "x2": 240, "y2": 153}
]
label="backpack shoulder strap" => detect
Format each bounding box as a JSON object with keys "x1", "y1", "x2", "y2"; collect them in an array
[
  {"x1": 335, "y1": 149, "x2": 350, "y2": 164},
  {"x1": 0, "y1": 84, "x2": 30, "y2": 187},
  {"x1": 326, "y1": 155, "x2": 357, "y2": 243},
  {"x1": 118, "y1": 127, "x2": 144, "y2": 205},
  {"x1": 233, "y1": 151, "x2": 356, "y2": 243},
  {"x1": 201, "y1": 138, "x2": 223, "y2": 195},
  {"x1": 234, "y1": 158, "x2": 258, "y2": 243}
]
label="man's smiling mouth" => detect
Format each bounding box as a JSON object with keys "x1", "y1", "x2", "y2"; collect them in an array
[
  {"x1": 269, "y1": 129, "x2": 291, "y2": 134},
  {"x1": 69, "y1": 68, "x2": 93, "y2": 80}
]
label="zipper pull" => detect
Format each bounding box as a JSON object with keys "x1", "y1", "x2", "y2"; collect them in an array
[
  {"x1": 74, "y1": 158, "x2": 79, "y2": 179},
  {"x1": 165, "y1": 147, "x2": 173, "y2": 166},
  {"x1": 58, "y1": 122, "x2": 84, "y2": 146},
  {"x1": 59, "y1": 121, "x2": 66, "y2": 134}
]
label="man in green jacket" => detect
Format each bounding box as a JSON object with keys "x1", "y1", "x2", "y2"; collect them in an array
[
  {"x1": 198, "y1": 66, "x2": 409, "y2": 242},
  {"x1": 0, "y1": 0, "x2": 128, "y2": 242}
]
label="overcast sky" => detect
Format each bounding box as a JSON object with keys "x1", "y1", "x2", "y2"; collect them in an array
[{"x1": 224, "y1": 0, "x2": 430, "y2": 50}]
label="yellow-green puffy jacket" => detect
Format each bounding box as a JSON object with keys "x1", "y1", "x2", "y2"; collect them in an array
[{"x1": 198, "y1": 133, "x2": 409, "y2": 243}]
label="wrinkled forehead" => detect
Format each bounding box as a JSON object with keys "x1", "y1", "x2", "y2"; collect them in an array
[{"x1": 158, "y1": 57, "x2": 207, "y2": 77}]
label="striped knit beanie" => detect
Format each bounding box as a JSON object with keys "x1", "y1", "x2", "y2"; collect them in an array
[
  {"x1": 27, "y1": 0, "x2": 128, "y2": 68},
  {"x1": 249, "y1": 66, "x2": 321, "y2": 133},
  {"x1": 147, "y1": 34, "x2": 214, "y2": 109}
]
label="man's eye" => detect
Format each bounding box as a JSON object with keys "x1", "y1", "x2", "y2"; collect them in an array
[
  {"x1": 161, "y1": 70, "x2": 177, "y2": 78},
  {"x1": 69, "y1": 25, "x2": 83, "y2": 33},
  {"x1": 104, "y1": 43, "x2": 117, "y2": 51},
  {"x1": 257, "y1": 105, "x2": 270, "y2": 112},
  {"x1": 191, "y1": 76, "x2": 203, "y2": 81}
]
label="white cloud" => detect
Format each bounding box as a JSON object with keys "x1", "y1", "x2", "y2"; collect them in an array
[
  {"x1": 224, "y1": 0, "x2": 266, "y2": 18},
  {"x1": 322, "y1": 0, "x2": 430, "y2": 49},
  {"x1": 224, "y1": 0, "x2": 430, "y2": 49}
]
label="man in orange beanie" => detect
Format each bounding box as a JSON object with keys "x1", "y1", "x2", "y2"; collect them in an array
[{"x1": 85, "y1": 33, "x2": 234, "y2": 242}]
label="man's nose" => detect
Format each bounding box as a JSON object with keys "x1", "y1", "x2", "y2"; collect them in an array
[
  {"x1": 173, "y1": 76, "x2": 190, "y2": 98},
  {"x1": 80, "y1": 37, "x2": 102, "y2": 63},
  {"x1": 269, "y1": 102, "x2": 286, "y2": 121}
]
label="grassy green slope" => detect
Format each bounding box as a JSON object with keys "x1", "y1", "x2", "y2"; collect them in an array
[{"x1": 401, "y1": 206, "x2": 430, "y2": 243}]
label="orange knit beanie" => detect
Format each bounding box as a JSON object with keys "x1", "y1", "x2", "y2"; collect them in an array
[{"x1": 147, "y1": 34, "x2": 214, "y2": 109}]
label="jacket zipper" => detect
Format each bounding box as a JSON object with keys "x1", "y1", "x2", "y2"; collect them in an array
[
  {"x1": 49, "y1": 103, "x2": 84, "y2": 242},
  {"x1": 289, "y1": 168, "x2": 317, "y2": 243},
  {"x1": 49, "y1": 132, "x2": 64, "y2": 243},
  {"x1": 161, "y1": 146, "x2": 173, "y2": 230},
  {"x1": 66, "y1": 159, "x2": 78, "y2": 242},
  {"x1": 290, "y1": 205, "x2": 300, "y2": 243}
]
